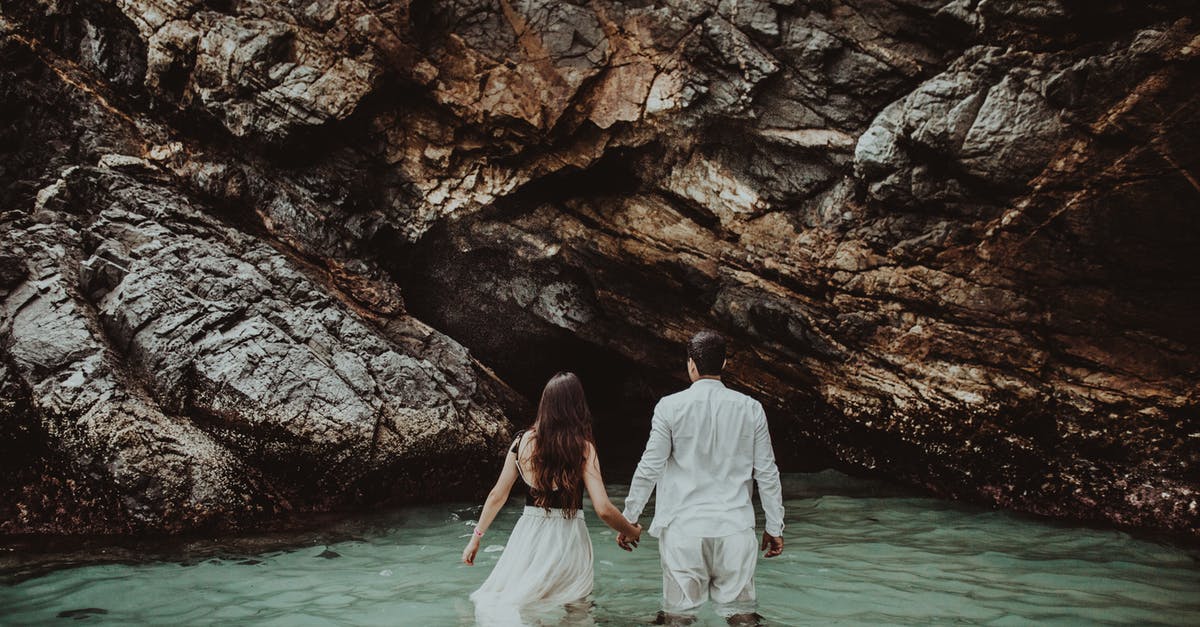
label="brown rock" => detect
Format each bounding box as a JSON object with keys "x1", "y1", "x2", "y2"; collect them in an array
[{"x1": 2, "y1": 0, "x2": 1197, "y2": 538}]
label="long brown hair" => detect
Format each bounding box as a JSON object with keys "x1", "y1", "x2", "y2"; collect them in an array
[{"x1": 527, "y1": 372, "x2": 593, "y2": 517}]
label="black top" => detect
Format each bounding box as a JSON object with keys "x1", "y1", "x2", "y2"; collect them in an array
[{"x1": 510, "y1": 430, "x2": 584, "y2": 509}]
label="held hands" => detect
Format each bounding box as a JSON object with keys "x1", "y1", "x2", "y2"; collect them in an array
[
  {"x1": 616, "y1": 523, "x2": 642, "y2": 552},
  {"x1": 462, "y1": 535, "x2": 481, "y2": 565},
  {"x1": 761, "y1": 532, "x2": 784, "y2": 558}
]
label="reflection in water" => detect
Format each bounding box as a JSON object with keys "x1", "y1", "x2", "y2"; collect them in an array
[{"x1": 2, "y1": 472, "x2": 1198, "y2": 625}]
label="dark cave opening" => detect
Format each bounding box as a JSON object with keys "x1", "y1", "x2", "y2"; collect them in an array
[
  {"x1": 399, "y1": 255, "x2": 687, "y2": 479},
  {"x1": 388, "y1": 240, "x2": 833, "y2": 480},
  {"x1": 383, "y1": 218, "x2": 687, "y2": 477},
  {"x1": 371, "y1": 145, "x2": 686, "y2": 476},
  {"x1": 490, "y1": 334, "x2": 684, "y2": 480},
  {"x1": 369, "y1": 136, "x2": 839, "y2": 478}
]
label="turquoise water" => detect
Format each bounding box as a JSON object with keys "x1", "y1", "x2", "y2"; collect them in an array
[{"x1": 2, "y1": 472, "x2": 1198, "y2": 625}]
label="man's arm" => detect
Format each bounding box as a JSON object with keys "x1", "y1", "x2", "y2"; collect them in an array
[
  {"x1": 752, "y1": 402, "x2": 785, "y2": 541},
  {"x1": 621, "y1": 401, "x2": 672, "y2": 524}
]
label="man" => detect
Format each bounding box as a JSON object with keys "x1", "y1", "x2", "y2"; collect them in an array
[{"x1": 619, "y1": 329, "x2": 785, "y2": 625}]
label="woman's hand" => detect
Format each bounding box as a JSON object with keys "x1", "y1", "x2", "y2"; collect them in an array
[
  {"x1": 617, "y1": 523, "x2": 642, "y2": 551},
  {"x1": 465, "y1": 445, "x2": 519, "y2": 566},
  {"x1": 462, "y1": 536, "x2": 481, "y2": 565}
]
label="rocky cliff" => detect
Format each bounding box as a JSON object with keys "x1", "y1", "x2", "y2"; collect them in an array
[{"x1": 1, "y1": 0, "x2": 1197, "y2": 537}]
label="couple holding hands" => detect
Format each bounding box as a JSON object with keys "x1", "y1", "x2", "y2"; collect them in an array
[{"x1": 462, "y1": 330, "x2": 785, "y2": 625}]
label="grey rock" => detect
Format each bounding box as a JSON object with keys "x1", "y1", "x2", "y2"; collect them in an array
[
  {"x1": 1, "y1": 164, "x2": 511, "y2": 533},
  {"x1": 139, "y1": 2, "x2": 381, "y2": 140},
  {"x1": 2, "y1": 0, "x2": 1198, "y2": 539},
  {"x1": 856, "y1": 46, "x2": 1077, "y2": 202}
]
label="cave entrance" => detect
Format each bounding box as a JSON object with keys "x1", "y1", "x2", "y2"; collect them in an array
[
  {"x1": 486, "y1": 333, "x2": 683, "y2": 480},
  {"x1": 424, "y1": 306, "x2": 682, "y2": 478},
  {"x1": 391, "y1": 219, "x2": 833, "y2": 478},
  {"x1": 384, "y1": 147, "x2": 836, "y2": 476},
  {"x1": 392, "y1": 241, "x2": 682, "y2": 478}
]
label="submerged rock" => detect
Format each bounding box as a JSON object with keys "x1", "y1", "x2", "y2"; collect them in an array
[{"x1": 1, "y1": 0, "x2": 1197, "y2": 536}]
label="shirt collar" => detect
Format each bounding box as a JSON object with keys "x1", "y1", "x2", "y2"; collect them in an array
[{"x1": 690, "y1": 378, "x2": 725, "y2": 389}]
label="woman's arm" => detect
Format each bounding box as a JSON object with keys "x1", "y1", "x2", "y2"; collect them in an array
[
  {"x1": 583, "y1": 442, "x2": 642, "y2": 546},
  {"x1": 462, "y1": 448, "x2": 519, "y2": 565}
]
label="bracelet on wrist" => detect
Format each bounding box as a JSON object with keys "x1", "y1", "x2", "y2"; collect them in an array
[{"x1": 473, "y1": 527, "x2": 484, "y2": 538}]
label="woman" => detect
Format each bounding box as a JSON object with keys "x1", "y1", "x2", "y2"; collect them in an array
[{"x1": 462, "y1": 371, "x2": 642, "y2": 616}]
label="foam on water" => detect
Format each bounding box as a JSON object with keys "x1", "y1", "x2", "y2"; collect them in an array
[{"x1": 2, "y1": 472, "x2": 1197, "y2": 625}]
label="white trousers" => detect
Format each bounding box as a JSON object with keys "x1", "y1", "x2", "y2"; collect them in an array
[{"x1": 658, "y1": 527, "x2": 757, "y2": 617}]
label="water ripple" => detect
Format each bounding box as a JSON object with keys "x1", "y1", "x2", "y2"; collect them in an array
[{"x1": 1, "y1": 471, "x2": 1197, "y2": 626}]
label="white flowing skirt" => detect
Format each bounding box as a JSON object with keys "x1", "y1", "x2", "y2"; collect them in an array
[{"x1": 471, "y1": 506, "x2": 593, "y2": 621}]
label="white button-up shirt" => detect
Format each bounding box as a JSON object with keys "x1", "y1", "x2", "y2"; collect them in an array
[{"x1": 622, "y1": 378, "x2": 785, "y2": 538}]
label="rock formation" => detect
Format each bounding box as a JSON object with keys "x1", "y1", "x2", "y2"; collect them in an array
[{"x1": 1, "y1": 0, "x2": 1197, "y2": 536}]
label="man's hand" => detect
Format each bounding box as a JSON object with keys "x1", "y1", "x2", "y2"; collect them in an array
[
  {"x1": 617, "y1": 523, "x2": 642, "y2": 552},
  {"x1": 462, "y1": 536, "x2": 481, "y2": 565},
  {"x1": 761, "y1": 532, "x2": 783, "y2": 558}
]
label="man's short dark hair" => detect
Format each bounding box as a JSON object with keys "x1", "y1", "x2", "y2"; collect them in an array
[{"x1": 688, "y1": 329, "x2": 726, "y2": 376}]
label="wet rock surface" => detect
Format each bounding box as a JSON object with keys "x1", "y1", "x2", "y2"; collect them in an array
[
  {"x1": 1, "y1": 1, "x2": 1197, "y2": 536},
  {"x1": 1, "y1": 163, "x2": 512, "y2": 533}
]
